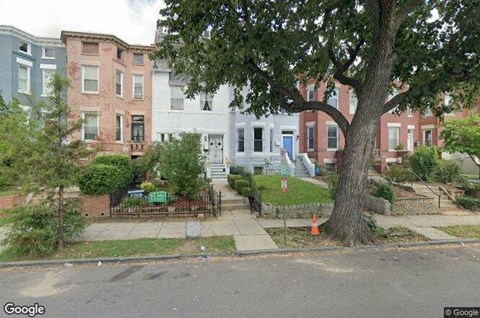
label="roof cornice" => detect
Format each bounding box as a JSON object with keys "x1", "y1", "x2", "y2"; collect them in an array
[
  {"x1": 61, "y1": 31, "x2": 154, "y2": 52},
  {"x1": 0, "y1": 25, "x2": 62, "y2": 47}
]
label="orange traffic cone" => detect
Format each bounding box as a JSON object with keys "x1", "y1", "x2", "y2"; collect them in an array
[{"x1": 311, "y1": 213, "x2": 320, "y2": 236}]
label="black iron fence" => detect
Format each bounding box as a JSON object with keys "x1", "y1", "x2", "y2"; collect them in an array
[
  {"x1": 110, "y1": 187, "x2": 221, "y2": 218},
  {"x1": 246, "y1": 175, "x2": 262, "y2": 215}
]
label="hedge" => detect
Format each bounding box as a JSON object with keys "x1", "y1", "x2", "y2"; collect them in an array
[
  {"x1": 456, "y1": 196, "x2": 480, "y2": 211},
  {"x1": 242, "y1": 187, "x2": 252, "y2": 197},
  {"x1": 228, "y1": 175, "x2": 243, "y2": 189},
  {"x1": 78, "y1": 164, "x2": 126, "y2": 195},
  {"x1": 235, "y1": 179, "x2": 249, "y2": 195},
  {"x1": 92, "y1": 154, "x2": 133, "y2": 185}
]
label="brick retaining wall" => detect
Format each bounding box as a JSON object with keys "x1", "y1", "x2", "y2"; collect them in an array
[
  {"x1": 0, "y1": 195, "x2": 26, "y2": 210},
  {"x1": 80, "y1": 194, "x2": 110, "y2": 218},
  {"x1": 363, "y1": 194, "x2": 438, "y2": 216}
]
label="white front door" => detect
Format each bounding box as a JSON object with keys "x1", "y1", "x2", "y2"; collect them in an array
[
  {"x1": 407, "y1": 129, "x2": 414, "y2": 151},
  {"x1": 209, "y1": 135, "x2": 223, "y2": 163}
]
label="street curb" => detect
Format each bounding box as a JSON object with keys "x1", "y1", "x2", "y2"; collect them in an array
[{"x1": 1, "y1": 239, "x2": 479, "y2": 269}]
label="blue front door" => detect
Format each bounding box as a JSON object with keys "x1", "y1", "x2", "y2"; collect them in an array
[{"x1": 283, "y1": 136, "x2": 293, "y2": 160}]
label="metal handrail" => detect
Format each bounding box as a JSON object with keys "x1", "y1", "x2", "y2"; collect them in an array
[{"x1": 410, "y1": 170, "x2": 441, "y2": 208}]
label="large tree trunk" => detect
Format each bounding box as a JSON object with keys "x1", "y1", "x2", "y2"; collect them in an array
[{"x1": 322, "y1": 2, "x2": 398, "y2": 245}]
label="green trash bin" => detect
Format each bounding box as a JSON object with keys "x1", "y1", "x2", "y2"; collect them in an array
[{"x1": 149, "y1": 191, "x2": 168, "y2": 204}]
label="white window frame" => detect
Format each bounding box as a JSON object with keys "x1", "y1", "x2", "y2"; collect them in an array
[
  {"x1": 42, "y1": 69, "x2": 55, "y2": 96},
  {"x1": 42, "y1": 47, "x2": 55, "y2": 59},
  {"x1": 170, "y1": 86, "x2": 184, "y2": 110},
  {"x1": 327, "y1": 87, "x2": 339, "y2": 109},
  {"x1": 237, "y1": 128, "x2": 245, "y2": 153},
  {"x1": 116, "y1": 70, "x2": 124, "y2": 97},
  {"x1": 19, "y1": 41, "x2": 31, "y2": 55},
  {"x1": 307, "y1": 126, "x2": 315, "y2": 150},
  {"x1": 201, "y1": 93, "x2": 213, "y2": 111},
  {"x1": 133, "y1": 53, "x2": 144, "y2": 65},
  {"x1": 132, "y1": 74, "x2": 144, "y2": 100},
  {"x1": 307, "y1": 85, "x2": 315, "y2": 101},
  {"x1": 81, "y1": 65, "x2": 99, "y2": 93},
  {"x1": 81, "y1": 112, "x2": 99, "y2": 141},
  {"x1": 116, "y1": 114, "x2": 123, "y2": 143},
  {"x1": 327, "y1": 125, "x2": 339, "y2": 151},
  {"x1": 18, "y1": 63, "x2": 31, "y2": 95},
  {"x1": 253, "y1": 127, "x2": 263, "y2": 152},
  {"x1": 388, "y1": 127, "x2": 400, "y2": 151},
  {"x1": 349, "y1": 91, "x2": 357, "y2": 115},
  {"x1": 423, "y1": 129, "x2": 433, "y2": 147},
  {"x1": 407, "y1": 107, "x2": 413, "y2": 117}
]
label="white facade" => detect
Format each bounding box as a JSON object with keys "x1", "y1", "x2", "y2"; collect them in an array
[{"x1": 151, "y1": 60, "x2": 232, "y2": 166}]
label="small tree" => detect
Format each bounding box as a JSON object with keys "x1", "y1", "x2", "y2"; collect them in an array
[
  {"x1": 1, "y1": 75, "x2": 92, "y2": 249},
  {"x1": 440, "y1": 114, "x2": 480, "y2": 179},
  {"x1": 159, "y1": 133, "x2": 205, "y2": 198}
]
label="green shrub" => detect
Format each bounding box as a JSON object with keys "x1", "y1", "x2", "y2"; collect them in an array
[
  {"x1": 327, "y1": 172, "x2": 339, "y2": 198},
  {"x1": 434, "y1": 160, "x2": 460, "y2": 183},
  {"x1": 408, "y1": 146, "x2": 439, "y2": 181},
  {"x1": 373, "y1": 182, "x2": 395, "y2": 203},
  {"x1": 92, "y1": 154, "x2": 133, "y2": 185},
  {"x1": 123, "y1": 197, "x2": 149, "y2": 207},
  {"x1": 242, "y1": 187, "x2": 252, "y2": 197},
  {"x1": 140, "y1": 181, "x2": 156, "y2": 193},
  {"x1": 384, "y1": 164, "x2": 414, "y2": 184},
  {"x1": 456, "y1": 196, "x2": 480, "y2": 210},
  {"x1": 230, "y1": 166, "x2": 246, "y2": 175},
  {"x1": 2, "y1": 198, "x2": 84, "y2": 257},
  {"x1": 78, "y1": 164, "x2": 125, "y2": 195},
  {"x1": 227, "y1": 174, "x2": 243, "y2": 189},
  {"x1": 235, "y1": 179, "x2": 249, "y2": 195}
]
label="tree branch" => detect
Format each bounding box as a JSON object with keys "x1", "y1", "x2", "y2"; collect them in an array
[
  {"x1": 394, "y1": 0, "x2": 422, "y2": 31},
  {"x1": 245, "y1": 59, "x2": 350, "y2": 134},
  {"x1": 326, "y1": 22, "x2": 363, "y2": 92},
  {"x1": 382, "y1": 89, "x2": 411, "y2": 114}
]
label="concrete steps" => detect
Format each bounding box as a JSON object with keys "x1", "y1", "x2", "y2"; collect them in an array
[
  {"x1": 222, "y1": 198, "x2": 249, "y2": 211},
  {"x1": 210, "y1": 164, "x2": 228, "y2": 179},
  {"x1": 294, "y1": 158, "x2": 309, "y2": 177},
  {"x1": 411, "y1": 184, "x2": 460, "y2": 210}
]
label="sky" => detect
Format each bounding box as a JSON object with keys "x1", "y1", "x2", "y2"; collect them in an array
[{"x1": 0, "y1": 0, "x2": 164, "y2": 45}]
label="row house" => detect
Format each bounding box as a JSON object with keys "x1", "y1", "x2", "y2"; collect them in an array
[
  {"x1": 298, "y1": 81, "x2": 477, "y2": 172},
  {"x1": 0, "y1": 25, "x2": 66, "y2": 106},
  {"x1": 61, "y1": 31, "x2": 154, "y2": 158}
]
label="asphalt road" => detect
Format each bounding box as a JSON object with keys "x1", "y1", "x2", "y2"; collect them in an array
[{"x1": 0, "y1": 245, "x2": 479, "y2": 318}]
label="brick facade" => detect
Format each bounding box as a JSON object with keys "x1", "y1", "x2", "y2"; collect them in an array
[
  {"x1": 80, "y1": 194, "x2": 110, "y2": 217},
  {"x1": 61, "y1": 31, "x2": 154, "y2": 158},
  {"x1": 299, "y1": 80, "x2": 479, "y2": 171},
  {"x1": 0, "y1": 194, "x2": 26, "y2": 210}
]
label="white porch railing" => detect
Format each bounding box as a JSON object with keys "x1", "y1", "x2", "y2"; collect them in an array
[
  {"x1": 284, "y1": 151, "x2": 296, "y2": 176},
  {"x1": 299, "y1": 153, "x2": 316, "y2": 177}
]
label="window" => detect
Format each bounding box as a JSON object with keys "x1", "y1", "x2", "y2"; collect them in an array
[
  {"x1": 423, "y1": 129, "x2": 433, "y2": 147},
  {"x1": 407, "y1": 107, "x2": 413, "y2": 117},
  {"x1": 19, "y1": 41, "x2": 30, "y2": 54},
  {"x1": 18, "y1": 64, "x2": 31, "y2": 94},
  {"x1": 116, "y1": 47, "x2": 124, "y2": 60},
  {"x1": 82, "y1": 65, "x2": 99, "y2": 93},
  {"x1": 131, "y1": 115, "x2": 145, "y2": 142},
  {"x1": 253, "y1": 167, "x2": 263, "y2": 175},
  {"x1": 307, "y1": 86, "x2": 314, "y2": 101},
  {"x1": 132, "y1": 75, "x2": 144, "y2": 99},
  {"x1": 388, "y1": 127, "x2": 400, "y2": 150},
  {"x1": 82, "y1": 113, "x2": 99, "y2": 141},
  {"x1": 115, "y1": 70, "x2": 123, "y2": 97},
  {"x1": 82, "y1": 42, "x2": 99, "y2": 54},
  {"x1": 116, "y1": 114, "x2": 123, "y2": 142},
  {"x1": 327, "y1": 88, "x2": 339, "y2": 109},
  {"x1": 42, "y1": 69, "x2": 55, "y2": 96},
  {"x1": 171, "y1": 87, "x2": 184, "y2": 110},
  {"x1": 325, "y1": 162, "x2": 336, "y2": 172},
  {"x1": 253, "y1": 127, "x2": 263, "y2": 152},
  {"x1": 42, "y1": 47, "x2": 55, "y2": 59},
  {"x1": 327, "y1": 125, "x2": 338, "y2": 150},
  {"x1": 269, "y1": 129, "x2": 274, "y2": 152},
  {"x1": 237, "y1": 128, "x2": 245, "y2": 152},
  {"x1": 133, "y1": 54, "x2": 144, "y2": 65},
  {"x1": 349, "y1": 91, "x2": 357, "y2": 114},
  {"x1": 307, "y1": 126, "x2": 314, "y2": 150},
  {"x1": 423, "y1": 108, "x2": 432, "y2": 117},
  {"x1": 201, "y1": 93, "x2": 213, "y2": 111}
]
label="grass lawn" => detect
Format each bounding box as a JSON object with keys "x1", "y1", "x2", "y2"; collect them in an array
[
  {"x1": 266, "y1": 226, "x2": 428, "y2": 248},
  {"x1": 435, "y1": 225, "x2": 480, "y2": 239},
  {"x1": 253, "y1": 176, "x2": 332, "y2": 206},
  {"x1": 462, "y1": 173, "x2": 480, "y2": 181},
  {"x1": 0, "y1": 236, "x2": 236, "y2": 262}
]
